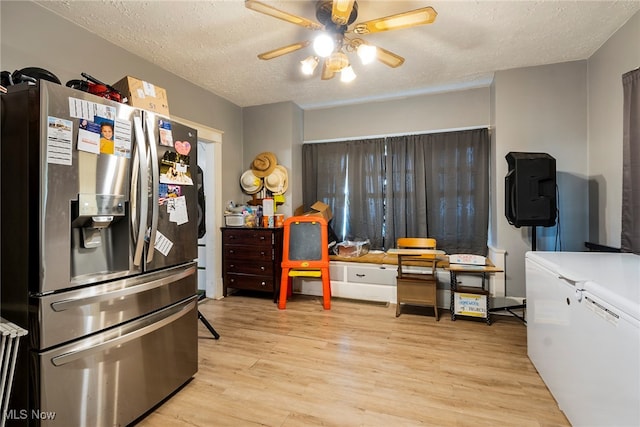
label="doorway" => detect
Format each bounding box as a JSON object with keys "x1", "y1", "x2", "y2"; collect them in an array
[{"x1": 174, "y1": 116, "x2": 223, "y2": 299}]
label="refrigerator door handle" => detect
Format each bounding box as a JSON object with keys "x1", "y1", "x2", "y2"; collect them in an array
[
  {"x1": 131, "y1": 134, "x2": 140, "y2": 244},
  {"x1": 145, "y1": 114, "x2": 160, "y2": 264},
  {"x1": 50, "y1": 265, "x2": 196, "y2": 312},
  {"x1": 132, "y1": 116, "x2": 149, "y2": 267},
  {"x1": 51, "y1": 297, "x2": 196, "y2": 367}
]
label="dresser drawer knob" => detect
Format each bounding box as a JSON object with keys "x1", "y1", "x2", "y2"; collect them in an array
[
  {"x1": 356, "y1": 274, "x2": 366, "y2": 278},
  {"x1": 260, "y1": 266, "x2": 265, "y2": 271},
  {"x1": 261, "y1": 281, "x2": 266, "y2": 286},
  {"x1": 229, "y1": 249, "x2": 235, "y2": 254}
]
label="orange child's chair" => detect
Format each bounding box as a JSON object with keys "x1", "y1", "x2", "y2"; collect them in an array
[{"x1": 278, "y1": 216, "x2": 331, "y2": 310}]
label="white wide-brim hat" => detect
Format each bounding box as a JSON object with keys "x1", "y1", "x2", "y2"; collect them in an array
[
  {"x1": 264, "y1": 165, "x2": 288, "y2": 195},
  {"x1": 240, "y1": 169, "x2": 263, "y2": 194}
]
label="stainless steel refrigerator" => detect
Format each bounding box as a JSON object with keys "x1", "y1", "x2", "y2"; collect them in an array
[{"x1": 1, "y1": 80, "x2": 199, "y2": 426}]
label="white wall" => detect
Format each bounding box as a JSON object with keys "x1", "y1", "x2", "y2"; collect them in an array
[
  {"x1": 587, "y1": 11, "x2": 640, "y2": 248},
  {"x1": 304, "y1": 87, "x2": 491, "y2": 141},
  {"x1": 242, "y1": 102, "x2": 303, "y2": 217},
  {"x1": 493, "y1": 61, "x2": 589, "y2": 297}
]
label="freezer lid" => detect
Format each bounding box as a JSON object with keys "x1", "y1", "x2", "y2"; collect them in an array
[
  {"x1": 582, "y1": 280, "x2": 640, "y2": 323},
  {"x1": 526, "y1": 251, "x2": 640, "y2": 321}
]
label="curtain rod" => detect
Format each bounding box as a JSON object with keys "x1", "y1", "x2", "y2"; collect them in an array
[{"x1": 304, "y1": 125, "x2": 492, "y2": 144}]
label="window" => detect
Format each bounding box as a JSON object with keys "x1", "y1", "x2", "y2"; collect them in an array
[{"x1": 302, "y1": 128, "x2": 489, "y2": 254}]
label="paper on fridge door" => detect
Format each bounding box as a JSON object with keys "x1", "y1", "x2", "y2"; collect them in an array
[
  {"x1": 167, "y1": 196, "x2": 189, "y2": 225},
  {"x1": 154, "y1": 230, "x2": 174, "y2": 256},
  {"x1": 47, "y1": 116, "x2": 73, "y2": 165}
]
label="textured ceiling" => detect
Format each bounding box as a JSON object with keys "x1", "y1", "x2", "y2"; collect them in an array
[{"x1": 36, "y1": 0, "x2": 640, "y2": 109}]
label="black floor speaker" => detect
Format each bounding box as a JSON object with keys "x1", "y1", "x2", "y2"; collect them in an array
[{"x1": 505, "y1": 152, "x2": 556, "y2": 228}]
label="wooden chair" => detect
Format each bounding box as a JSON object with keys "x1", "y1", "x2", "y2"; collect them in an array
[
  {"x1": 278, "y1": 216, "x2": 331, "y2": 310},
  {"x1": 395, "y1": 237, "x2": 440, "y2": 320}
]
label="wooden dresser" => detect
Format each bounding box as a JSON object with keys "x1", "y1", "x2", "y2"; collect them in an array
[{"x1": 221, "y1": 227, "x2": 283, "y2": 302}]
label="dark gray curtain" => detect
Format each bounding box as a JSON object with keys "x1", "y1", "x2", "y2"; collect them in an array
[
  {"x1": 386, "y1": 128, "x2": 490, "y2": 255},
  {"x1": 302, "y1": 140, "x2": 348, "y2": 223},
  {"x1": 385, "y1": 134, "x2": 429, "y2": 247},
  {"x1": 621, "y1": 68, "x2": 640, "y2": 254},
  {"x1": 302, "y1": 139, "x2": 385, "y2": 247},
  {"x1": 344, "y1": 139, "x2": 386, "y2": 247},
  {"x1": 302, "y1": 128, "x2": 489, "y2": 254}
]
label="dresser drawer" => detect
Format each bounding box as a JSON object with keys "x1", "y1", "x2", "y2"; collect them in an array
[
  {"x1": 225, "y1": 260, "x2": 273, "y2": 276},
  {"x1": 223, "y1": 229, "x2": 273, "y2": 246},
  {"x1": 223, "y1": 246, "x2": 273, "y2": 262},
  {"x1": 225, "y1": 273, "x2": 274, "y2": 292}
]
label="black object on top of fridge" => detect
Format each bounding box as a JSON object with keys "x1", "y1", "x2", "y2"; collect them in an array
[{"x1": 1, "y1": 80, "x2": 199, "y2": 427}]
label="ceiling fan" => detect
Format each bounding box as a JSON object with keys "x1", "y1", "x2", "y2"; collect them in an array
[{"x1": 245, "y1": 0, "x2": 437, "y2": 81}]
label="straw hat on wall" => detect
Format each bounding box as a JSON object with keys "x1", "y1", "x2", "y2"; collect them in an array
[{"x1": 251, "y1": 152, "x2": 277, "y2": 177}]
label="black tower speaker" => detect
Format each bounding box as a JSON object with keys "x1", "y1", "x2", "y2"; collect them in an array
[{"x1": 505, "y1": 152, "x2": 556, "y2": 228}]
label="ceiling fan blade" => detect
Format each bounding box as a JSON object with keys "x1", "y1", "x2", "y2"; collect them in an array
[
  {"x1": 321, "y1": 61, "x2": 335, "y2": 80},
  {"x1": 353, "y1": 7, "x2": 437, "y2": 34},
  {"x1": 257, "y1": 41, "x2": 311, "y2": 60},
  {"x1": 245, "y1": 0, "x2": 323, "y2": 30},
  {"x1": 331, "y1": 0, "x2": 355, "y2": 26},
  {"x1": 375, "y1": 46, "x2": 405, "y2": 68}
]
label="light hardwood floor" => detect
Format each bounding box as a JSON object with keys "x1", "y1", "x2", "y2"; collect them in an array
[{"x1": 136, "y1": 294, "x2": 569, "y2": 427}]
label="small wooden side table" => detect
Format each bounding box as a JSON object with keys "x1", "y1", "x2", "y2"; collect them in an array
[{"x1": 448, "y1": 261, "x2": 503, "y2": 325}]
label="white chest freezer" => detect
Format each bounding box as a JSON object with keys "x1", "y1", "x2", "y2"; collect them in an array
[{"x1": 526, "y1": 251, "x2": 640, "y2": 427}]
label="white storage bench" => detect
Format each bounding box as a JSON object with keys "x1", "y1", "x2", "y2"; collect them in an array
[{"x1": 294, "y1": 252, "x2": 453, "y2": 305}]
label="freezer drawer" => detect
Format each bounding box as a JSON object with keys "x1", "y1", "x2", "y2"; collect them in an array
[
  {"x1": 35, "y1": 262, "x2": 197, "y2": 349},
  {"x1": 33, "y1": 296, "x2": 198, "y2": 427}
]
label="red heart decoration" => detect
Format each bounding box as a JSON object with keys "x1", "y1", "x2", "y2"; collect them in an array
[{"x1": 174, "y1": 140, "x2": 191, "y2": 155}]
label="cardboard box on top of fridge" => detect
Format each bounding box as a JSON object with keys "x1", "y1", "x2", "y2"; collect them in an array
[
  {"x1": 112, "y1": 76, "x2": 170, "y2": 116},
  {"x1": 294, "y1": 201, "x2": 333, "y2": 221}
]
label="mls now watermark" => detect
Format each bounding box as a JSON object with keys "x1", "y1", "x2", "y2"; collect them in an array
[{"x1": 5, "y1": 409, "x2": 57, "y2": 421}]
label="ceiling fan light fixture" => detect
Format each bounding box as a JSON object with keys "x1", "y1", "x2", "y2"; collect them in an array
[
  {"x1": 331, "y1": 0, "x2": 356, "y2": 25},
  {"x1": 300, "y1": 56, "x2": 319, "y2": 75},
  {"x1": 313, "y1": 33, "x2": 335, "y2": 57},
  {"x1": 326, "y1": 51, "x2": 349, "y2": 72},
  {"x1": 340, "y1": 65, "x2": 356, "y2": 83},
  {"x1": 357, "y1": 43, "x2": 377, "y2": 65},
  {"x1": 247, "y1": 0, "x2": 424, "y2": 81}
]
